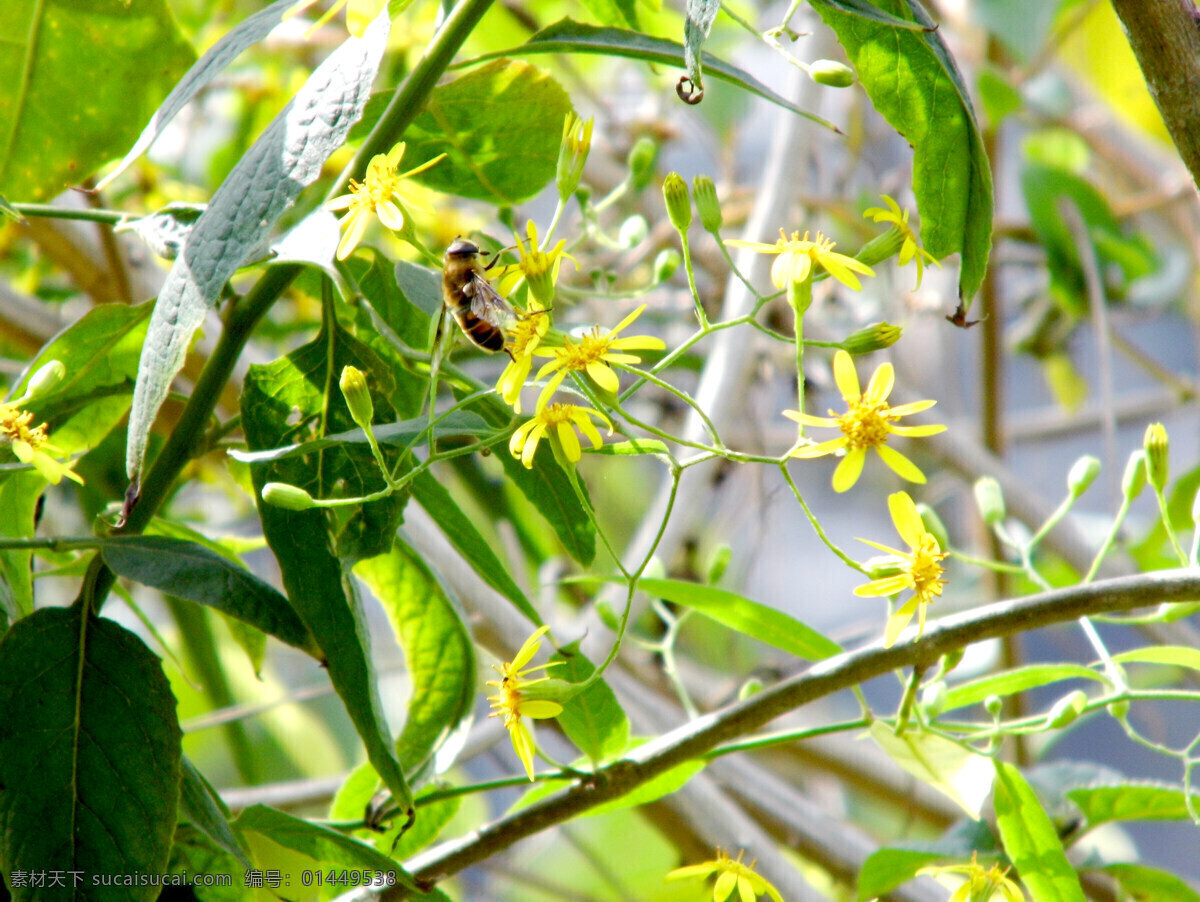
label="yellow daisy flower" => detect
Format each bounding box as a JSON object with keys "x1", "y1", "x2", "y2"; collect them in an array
[
  {"x1": 509, "y1": 403, "x2": 612, "y2": 469},
  {"x1": 486, "y1": 626, "x2": 564, "y2": 780},
  {"x1": 917, "y1": 853, "x2": 1025, "y2": 902},
  {"x1": 786, "y1": 350, "x2": 945, "y2": 492},
  {"x1": 725, "y1": 229, "x2": 875, "y2": 291},
  {"x1": 863, "y1": 195, "x2": 940, "y2": 289},
  {"x1": 325, "y1": 142, "x2": 445, "y2": 260},
  {"x1": 533, "y1": 305, "x2": 665, "y2": 410},
  {"x1": 497, "y1": 220, "x2": 576, "y2": 307},
  {"x1": 496, "y1": 296, "x2": 552, "y2": 414},
  {"x1": 855, "y1": 491, "x2": 948, "y2": 647},
  {"x1": 665, "y1": 849, "x2": 785, "y2": 902},
  {"x1": 0, "y1": 403, "x2": 83, "y2": 485}
]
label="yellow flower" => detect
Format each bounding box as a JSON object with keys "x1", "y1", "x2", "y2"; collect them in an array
[
  {"x1": 509, "y1": 403, "x2": 612, "y2": 469},
  {"x1": 725, "y1": 229, "x2": 874, "y2": 291},
  {"x1": 855, "y1": 492, "x2": 947, "y2": 647},
  {"x1": 665, "y1": 849, "x2": 785, "y2": 902},
  {"x1": 533, "y1": 305, "x2": 665, "y2": 410},
  {"x1": 283, "y1": 0, "x2": 385, "y2": 37},
  {"x1": 786, "y1": 350, "x2": 945, "y2": 492},
  {"x1": 557, "y1": 111, "x2": 594, "y2": 200},
  {"x1": 917, "y1": 853, "x2": 1025, "y2": 902},
  {"x1": 863, "y1": 195, "x2": 940, "y2": 289},
  {"x1": 486, "y1": 626, "x2": 564, "y2": 780},
  {"x1": 497, "y1": 220, "x2": 576, "y2": 307},
  {"x1": 325, "y1": 143, "x2": 445, "y2": 260},
  {"x1": 496, "y1": 297, "x2": 552, "y2": 414},
  {"x1": 0, "y1": 403, "x2": 83, "y2": 485}
]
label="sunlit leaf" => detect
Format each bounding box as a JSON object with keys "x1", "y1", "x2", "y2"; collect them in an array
[
  {"x1": 993, "y1": 761, "x2": 1086, "y2": 901},
  {"x1": 870, "y1": 723, "x2": 993, "y2": 819}
]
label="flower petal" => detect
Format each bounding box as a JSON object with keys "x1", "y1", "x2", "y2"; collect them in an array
[
  {"x1": 864, "y1": 361, "x2": 895, "y2": 403},
  {"x1": 586, "y1": 361, "x2": 620, "y2": 394},
  {"x1": 888, "y1": 491, "x2": 924, "y2": 549},
  {"x1": 887, "y1": 399, "x2": 937, "y2": 417},
  {"x1": 884, "y1": 601, "x2": 918, "y2": 647},
  {"x1": 782, "y1": 409, "x2": 839, "y2": 427},
  {"x1": 889, "y1": 423, "x2": 946, "y2": 437},
  {"x1": 509, "y1": 720, "x2": 537, "y2": 780},
  {"x1": 510, "y1": 625, "x2": 551, "y2": 671},
  {"x1": 520, "y1": 699, "x2": 563, "y2": 719},
  {"x1": 714, "y1": 871, "x2": 737, "y2": 902},
  {"x1": 375, "y1": 200, "x2": 405, "y2": 230},
  {"x1": 789, "y1": 437, "x2": 847, "y2": 459},
  {"x1": 833, "y1": 350, "x2": 861, "y2": 401},
  {"x1": 556, "y1": 419, "x2": 582, "y2": 462},
  {"x1": 665, "y1": 863, "x2": 721, "y2": 881},
  {"x1": 876, "y1": 444, "x2": 926, "y2": 484},
  {"x1": 832, "y1": 447, "x2": 866, "y2": 492}
]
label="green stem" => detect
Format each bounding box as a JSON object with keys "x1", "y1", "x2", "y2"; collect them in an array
[
  {"x1": 13, "y1": 203, "x2": 125, "y2": 225},
  {"x1": 778, "y1": 462, "x2": 868, "y2": 574},
  {"x1": 1155, "y1": 486, "x2": 1189, "y2": 566},
  {"x1": 678, "y1": 231, "x2": 709, "y2": 328},
  {"x1": 787, "y1": 277, "x2": 812, "y2": 428}
]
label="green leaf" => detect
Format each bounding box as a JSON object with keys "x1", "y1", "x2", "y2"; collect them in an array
[
  {"x1": 1112, "y1": 645, "x2": 1200, "y2": 673},
  {"x1": 0, "y1": 0, "x2": 194, "y2": 201},
  {"x1": 100, "y1": 535, "x2": 318, "y2": 656},
  {"x1": 0, "y1": 606, "x2": 182, "y2": 902},
  {"x1": 942, "y1": 663, "x2": 1109, "y2": 713},
  {"x1": 126, "y1": 14, "x2": 391, "y2": 483},
  {"x1": 1095, "y1": 863, "x2": 1200, "y2": 902},
  {"x1": 393, "y1": 259, "x2": 444, "y2": 321},
  {"x1": 356, "y1": 59, "x2": 571, "y2": 205},
  {"x1": 179, "y1": 756, "x2": 251, "y2": 869},
  {"x1": 411, "y1": 469, "x2": 538, "y2": 625},
  {"x1": 869, "y1": 722, "x2": 993, "y2": 819},
  {"x1": 856, "y1": 849, "x2": 942, "y2": 901},
  {"x1": 637, "y1": 577, "x2": 841, "y2": 661},
  {"x1": 167, "y1": 825, "x2": 246, "y2": 902},
  {"x1": 463, "y1": 19, "x2": 838, "y2": 130},
  {"x1": 993, "y1": 761, "x2": 1086, "y2": 902},
  {"x1": 551, "y1": 641, "x2": 631, "y2": 764},
  {"x1": 356, "y1": 540, "x2": 476, "y2": 778},
  {"x1": 0, "y1": 471, "x2": 43, "y2": 622},
  {"x1": 233, "y1": 804, "x2": 420, "y2": 892},
  {"x1": 1067, "y1": 783, "x2": 1200, "y2": 827},
  {"x1": 579, "y1": 0, "x2": 639, "y2": 30},
  {"x1": 810, "y1": 0, "x2": 993, "y2": 305},
  {"x1": 242, "y1": 333, "x2": 413, "y2": 816},
  {"x1": 681, "y1": 0, "x2": 720, "y2": 96},
  {"x1": 590, "y1": 439, "x2": 672, "y2": 457}
]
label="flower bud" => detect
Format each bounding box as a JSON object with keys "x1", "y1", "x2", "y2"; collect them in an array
[
  {"x1": 262, "y1": 482, "x2": 316, "y2": 511},
  {"x1": 653, "y1": 248, "x2": 681, "y2": 283},
  {"x1": 627, "y1": 136, "x2": 658, "y2": 192},
  {"x1": 618, "y1": 215, "x2": 648, "y2": 248},
  {"x1": 916, "y1": 502, "x2": 949, "y2": 552},
  {"x1": 973, "y1": 476, "x2": 1006, "y2": 526},
  {"x1": 1143, "y1": 422, "x2": 1169, "y2": 492},
  {"x1": 1045, "y1": 689, "x2": 1088, "y2": 729},
  {"x1": 339, "y1": 365, "x2": 374, "y2": 431},
  {"x1": 920, "y1": 680, "x2": 947, "y2": 719},
  {"x1": 1107, "y1": 699, "x2": 1130, "y2": 720},
  {"x1": 853, "y1": 226, "x2": 906, "y2": 269},
  {"x1": 707, "y1": 544, "x2": 732, "y2": 584},
  {"x1": 1122, "y1": 450, "x2": 1147, "y2": 500},
  {"x1": 663, "y1": 172, "x2": 692, "y2": 234},
  {"x1": 984, "y1": 694, "x2": 1003, "y2": 717},
  {"x1": 692, "y1": 175, "x2": 723, "y2": 232},
  {"x1": 840, "y1": 322, "x2": 902, "y2": 355},
  {"x1": 1067, "y1": 455, "x2": 1101, "y2": 498},
  {"x1": 808, "y1": 59, "x2": 855, "y2": 88},
  {"x1": 595, "y1": 599, "x2": 620, "y2": 631},
  {"x1": 23, "y1": 360, "x2": 66, "y2": 402},
  {"x1": 738, "y1": 677, "x2": 764, "y2": 700},
  {"x1": 557, "y1": 111, "x2": 594, "y2": 201}
]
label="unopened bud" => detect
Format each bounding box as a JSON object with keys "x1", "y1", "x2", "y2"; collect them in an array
[
  {"x1": 840, "y1": 322, "x2": 902, "y2": 355},
  {"x1": 916, "y1": 503, "x2": 949, "y2": 552},
  {"x1": 1045, "y1": 690, "x2": 1088, "y2": 729},
  {"x1": 984, "y1": 694, "x2": 1003, "y2": 717},
  {"x1": 1107, "y1": 699, "x2": 1130, "y2": 720},
  {"x1": 557, "y1": 112, "x2": 594, "y2": 201},
  {"x1": 854, "y1": 226, "x2": 906, "y2": 269},
  {"x1": 738, "y1": 677, "x2": 764, "y2": 700},
  {"x1": 618, "y1": 215, "x2": 648, "y2": 248},
  {"x1": 1122, "y1": 450, "x2": 1147, "y2": 500},
  {"x1": 707, "y1": 544, "x2": 732, "y2": 584},
  {"x1": 1067, "y1": 455, "x2": 1101, "y2": 498},
  {"x1": 627, "y1": 137, "x2": 658, "y2": 191},
  {"x1": 23, "y1": 360, "x2": 66, "y2": 401},
  {"x1": 808, "y1": 59, "x2": 855, "y2": 88},
  {"x1": 663, "y1": 172, "x2": 692, "y2": 234},
  {"x1": 339, "y1": 365, "x2": 374, "y2": 430},
  {"x1": 920, "y1": 680, "x2": 947, "y2": 718},
  {"x1": 262, "y1": 482, "x2": 316, "y2": 511},
  {"x1": 973, "y1": 476, "x2": 1006, "y2": 526},
  {"x1": 692, "y1": 175, "x2": 723, "y2": 232},
  {"x1": 653, "y1": 248, "x2": 681, "y2": 283},
  {"x1": 1144, "y1": 423, "x2": 1169, "y2": 492}
]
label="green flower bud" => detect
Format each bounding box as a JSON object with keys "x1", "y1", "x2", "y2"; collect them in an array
[
  {"x1": 808, "y1": 59, "x2": 856, "y2": 88},
  {"x1": 557, "y1": 111, "x2": 594, "y2": 201},
  {"x1": 627, "y1": 136, "x2": 658, "y2": 192},
  {"x1": 23, "y1": 360, "x2": 66, "y2": 402},
  {"x1": 339, "y1": 365, "x2": 374, "y2": 431},
  {"x1": 920, "y1": 680, "x2": 947, "y2": 719},
  {"x1": 853, "y1": 226, "x2": 906, "y2": 269},
  {"x1": 692, "y1": 174, "x2": 723, "y2": 232},
  {"x1": 1106, "y1": 699, "x2": 1130, "y2": 720},
  {"x1": 840, "y1": 322, "x2": 903, "y2": 355},
  {"x1": 973, "y1": 476, "x2": 1006, "y2": 526},
  {"x1": 1045, "y1": 689, "x2": 1088, "y2": 729},
  {"x1": 984, "y1": 694, "x2": 1003, "y2": 717},
  {"x1": 653, "y1": 248, "x2": 682, "y2": 283},
  {"x1": 619, "y1": 215, "x2": 648, "y2": 248},
  {"x1": 916, "y1": 502, "x2": 949, "y2": 552},
  {"x1": 1144, "y1": 422, "x2": 1169, "y2": 492},
  {"x1": 595, "y1": 599, "x2": 620, "y2": 632},
  {"x1": 663, "y1": 172, "x2": 692, "y2": 234},
  {"x1": 1067, "y1": 455, "x2": 1101, "y2": 498},
  {"x1": 707, "y1": 544, "x2": 732, "y2": 584},
  {"x1": 1122, "y1": 450, "x2": 1147, "y2": 500},
  {"x1": 262, "y1": 482, "x2": 316, "y2": 511},
  {"x1": 863, "y1": 556, "x2": 905, "y2": 581},
  {"x1": 738, "y1": 677, "x2": 764, "y2": 700}
]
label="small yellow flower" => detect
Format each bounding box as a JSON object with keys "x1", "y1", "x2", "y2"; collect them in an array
[
  {"x1": 496, "y1": 297, "x2": 552, "y2": 414},
  {"x1": 486, "y1": 626, "x2": 564, "y2": 780},
  {"x1": 786, "y1": 350, "x2": 945, "y2": 492},
  {"x1": 497, "y1": 220, "x2": 576, "y2": 307},
  {"x1": 855, "y1": 492, "x2": 948, "y2": 647},
  {"x1": 917, "y1": 853, "x2": 1025, "y2": 902},
  {"x1": 725, "y1": 229, "x2": 875, "y2": 291},
  {"x1": 557, "y1": 111, "x2": 594, "y2": 200},
  {"x1": 533, "y1": 305, "x2": 665, "y2": 410},
  {"x1": 0, "y1": 403, "x2": 83, "y2": 485},
  {"x1": 665, "y1": 849, "x2": 785, "y2": 902},
  {"x1": 509, "y1": 403, "x2": 612, "y2": 469},
  {"x1": 325, "y1": 143, "x2": 445, "y2": 260},
  {"x1": 863, "y1": 195, "x2": 940, "y2": 289}
]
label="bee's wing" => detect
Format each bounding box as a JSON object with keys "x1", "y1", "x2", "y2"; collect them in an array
[{"x1": 466, "y1": 271, "x2": 514, "y2": 322}]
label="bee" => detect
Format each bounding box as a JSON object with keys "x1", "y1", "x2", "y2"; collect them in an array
[{"x1": 441, "y1": 237, "x2": 518, "y2": 356}]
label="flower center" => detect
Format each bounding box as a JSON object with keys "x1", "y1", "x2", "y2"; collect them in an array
[
  {"x1": 0, "y1": 406, "x2": 48, "y2": 449},
  {"x1": 909, "y1": 535, "x2": 947, "y2": 598},
  {"x1": 540, "y1": 404, "x2": 575, "y2": 426},
  {"x1": 838, "y1": 399, "x2": 892, "y2": 449},
  {"x1": 555, "y1": 331, "x2": 611, "y2": 372}
]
